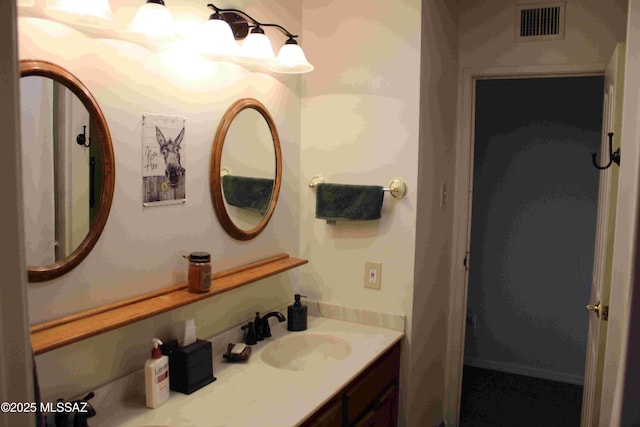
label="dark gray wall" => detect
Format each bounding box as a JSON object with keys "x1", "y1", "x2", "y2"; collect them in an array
[{"x1": 464, "y1": 77, "x2": 604, "y2": 383}]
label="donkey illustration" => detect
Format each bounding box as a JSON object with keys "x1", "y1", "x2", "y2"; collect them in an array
[{"x1": 156, "y1": 126, "x2": 185, "y2": 188}]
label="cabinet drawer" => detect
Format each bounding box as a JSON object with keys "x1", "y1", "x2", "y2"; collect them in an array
[
  {"x1": 344, "y1": 343, "x2": 400, "y2": 425},
  {"x1": 300, "y1": 397, "x2": 342, "y2": 427},
  {"x1": 352, "y1": 384, "x2": 399, "y2": 427}
]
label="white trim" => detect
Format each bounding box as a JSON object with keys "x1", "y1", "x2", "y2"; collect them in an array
[
  {"x1": 581, "y1": 46, "x2": 623, "y2": 427},
  {"x1": 464, "y1": 357, "x2": 584, "y2": 386},
  {"x1": 0, "y1": 1, "x2": 35, "y2": 426},
  {"x1": 459, "y1": 63, "x2": 605, "y2": 80},
  {"x1": 444, "y1": 62, "x2": 606, "y2": 427},
  {"x1": 600, "y1": 5, "x2": 640, "y2": 422}
]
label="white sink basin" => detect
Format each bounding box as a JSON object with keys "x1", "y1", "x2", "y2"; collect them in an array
[{"x1": 260, "y1": 333, "x2": 352, "y2": 371}]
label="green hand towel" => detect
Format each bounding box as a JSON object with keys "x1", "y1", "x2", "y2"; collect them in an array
[
  {"x1": 315, "y1": 183, "x2": 384, "y2": 221},
  {"x1": 222, "y1": 175, "x2": 274, "y2": 213}
]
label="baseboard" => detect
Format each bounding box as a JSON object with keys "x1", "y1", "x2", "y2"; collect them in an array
[{"x1": 464, "y1": 357, "x2": 584, "y2": 385}]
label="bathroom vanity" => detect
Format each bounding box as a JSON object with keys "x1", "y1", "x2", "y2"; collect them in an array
[{"x1": 90, "y1": 315, "x2": 403, "y2": 426}]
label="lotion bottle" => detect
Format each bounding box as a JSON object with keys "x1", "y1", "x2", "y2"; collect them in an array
[{"x1": 145, "y1": 338, "x2": 170, "y2": 408}]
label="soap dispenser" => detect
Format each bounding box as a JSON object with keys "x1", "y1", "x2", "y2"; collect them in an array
[
  {"x1": 287, "y1": 294, "x2": 307, "y2": 331},
  {"x1": 145, "y1": 338, "x2": 170, "y2": 409}
]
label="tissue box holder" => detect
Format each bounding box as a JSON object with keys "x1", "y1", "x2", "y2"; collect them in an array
[{"x1": 167, "y1": 339, "x2": 216, "y2": 394}]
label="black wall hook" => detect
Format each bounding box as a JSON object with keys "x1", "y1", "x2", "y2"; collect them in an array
[
  {"x1": 76, "y1": 125, "x2": 91, "y2": 148},
  {"x1": 592, "y1": 132, "x2": 620, "y2": 170}
]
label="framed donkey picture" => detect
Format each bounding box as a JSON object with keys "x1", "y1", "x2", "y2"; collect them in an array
[{"x1": 142, "y1": 114, "x2": 186, "y2": 206}]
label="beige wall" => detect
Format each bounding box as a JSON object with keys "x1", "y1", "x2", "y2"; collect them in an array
[
  {"x1": 459, "y1": 0, "x2": 627, "y2": 69},
  {"x1": 300, "y1": 0, "x2": 421, "y2": 425},
  {"x1": 20, "y1": 76, "x2": 56, "y2": 265},
  {"x1": 410, "y1": 0, "x2": 460, "y2": 425},
  {"x1": 301, "y1": 0, "x2": 459, "y2": 425},
  {"x1": 22, "y1": 0, "x2": 303, "y2": 402},
  {"x1": 300, "y1": 0, "x2": 420, "y2": 317}
]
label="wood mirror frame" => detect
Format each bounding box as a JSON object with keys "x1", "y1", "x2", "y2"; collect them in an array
[
  {"x1": 21, "y1": 60, "x2": 115, "y2": 282},
  {"x1": 210, "y1": 98, "x2": 282, "y2": 241}
]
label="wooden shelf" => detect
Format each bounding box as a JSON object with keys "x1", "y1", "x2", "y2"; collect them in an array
[{"x1": 31, "y1": 253, "x2": 308, "y2": 355}]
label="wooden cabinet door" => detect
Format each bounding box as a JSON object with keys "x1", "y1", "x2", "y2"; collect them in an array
[
  {"x1": 300, "y1": 398, "x2": 342, "y2": 427},
  {"x1": 301, "y1": 342, "x2": 401, "y2": 427},
  {"x1": 344, "y1": 344, "x2": 400, "y2": 424},
  {"x1": 352, "y1": 385, "x2": 398, "y2": 427}
]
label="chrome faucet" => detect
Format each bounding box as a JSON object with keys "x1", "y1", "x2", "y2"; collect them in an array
[{"x1": 255, "y1": 311, "x2": 286, "y2": 339}]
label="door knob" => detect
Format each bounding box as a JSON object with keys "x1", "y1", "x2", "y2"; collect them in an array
[
  {"x1": 586, "y1": 301, "x2": 601, "y2": 317},
  {"x1": 586, "y1": 301, "x2": 609, "y2": 320}
]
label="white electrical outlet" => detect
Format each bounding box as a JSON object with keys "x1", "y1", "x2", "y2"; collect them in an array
[{"x1": 364, "y1": 262, "x2": 382, "y2": 289}]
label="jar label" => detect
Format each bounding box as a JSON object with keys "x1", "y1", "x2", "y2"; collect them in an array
[{"x1": 201, "y1": 267, "x2": 211, "y2": 291}]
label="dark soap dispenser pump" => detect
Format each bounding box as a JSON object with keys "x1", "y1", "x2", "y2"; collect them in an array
[{"x1": 287, "y1": 294, "x2": 307, "y2": 331}]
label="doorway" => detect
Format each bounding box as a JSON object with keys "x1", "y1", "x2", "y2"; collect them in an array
[{"x1": 459, "y1": 76, "x2": 604, "y2": 426}]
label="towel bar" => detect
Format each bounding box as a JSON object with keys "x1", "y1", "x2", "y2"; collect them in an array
[{"x1": 308, "y1": 176, "x2": 407, "y2": 200}]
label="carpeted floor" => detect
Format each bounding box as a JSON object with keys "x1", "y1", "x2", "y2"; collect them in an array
[{"x1": 459, "y1": 366, "x2": 583, "y2": 427}]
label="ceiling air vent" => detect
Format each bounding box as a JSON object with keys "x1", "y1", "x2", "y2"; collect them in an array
[{"x1": 516, "y1": 3, "x2": 565, "y2": 41}]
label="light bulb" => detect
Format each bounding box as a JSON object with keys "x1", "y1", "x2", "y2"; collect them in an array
[
  {"x1": 124, "y1": 0, "x2": 177, "y2": 46},
  {"x1": 239, "y1": 27, "x2": 275, "y2": 65},
  {"x1": 270, "y1": 40, "x2": 314, "y2": 74},
  {"x1": 197, "y1": 16, "x2": 240, "y2": 60}
]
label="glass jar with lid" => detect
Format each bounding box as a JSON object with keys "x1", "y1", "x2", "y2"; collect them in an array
[{"x1": 186, "y1": 251, "x2": 211, "y2": 293}]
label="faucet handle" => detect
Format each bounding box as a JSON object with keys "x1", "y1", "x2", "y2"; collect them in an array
[
  {"x1": 241, "y1": 321, "x2": 257, "y2": 345},
  {"x1": 253, "y1": 312, "x2": 264, "y2": 341}
]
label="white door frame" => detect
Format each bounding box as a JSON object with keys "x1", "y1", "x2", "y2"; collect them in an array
[
  {"x1": 444, "y1": 62, "x2": 606, "y2": 427},
  {"x1": 0, "y1": 1, "x2": 36, "y2": 426}
]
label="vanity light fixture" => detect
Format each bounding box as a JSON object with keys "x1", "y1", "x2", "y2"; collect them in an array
[
  {"x1": 123, "y1": 0, "x2": 177, "y2": 47},
  {"x1": 205, "y1": 3, "x2": 314, "y2": 73},
  {"x1": 44, "y1": 0, "x2": 116, "y2": 31}
]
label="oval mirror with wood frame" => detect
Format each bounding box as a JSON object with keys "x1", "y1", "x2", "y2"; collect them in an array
[
  {"x1": 210, "y1": 98, "x2": 282, "y2": 241},
  {"x1": 20, "y1": 60, "x2": 115, "y2": 282}
]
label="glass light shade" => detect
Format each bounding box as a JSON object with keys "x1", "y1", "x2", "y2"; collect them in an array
[
  {"x1": 270, "y1": 43, "x2": 314, "y2": 74},
  {"x1": 196, "y1": 18, "x2": 240, "y2": 60},
  {"x1": 124, "y1": 1, "x2": 176, "y2": 43},
  {"x1": 239, "y1": 31, "x2": 275, "y2": 65},
  {"x1": 45, "y1": 0, "x2": 115, "y2": 30}
]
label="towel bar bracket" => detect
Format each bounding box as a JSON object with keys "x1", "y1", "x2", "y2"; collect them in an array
[
  {"x1": 308, "y1": 175, "x2": 325, "y2": 188},
  {"x1": 308, "y1": 175, "x2": 407, "y2": 199},
  {"x1": 387, "y1": 179, "x2": 406, "y2": 199}
]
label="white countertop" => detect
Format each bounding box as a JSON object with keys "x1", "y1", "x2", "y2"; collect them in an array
[{"x1": 92, "y1": 316, "x2": 403, "y2": 427}]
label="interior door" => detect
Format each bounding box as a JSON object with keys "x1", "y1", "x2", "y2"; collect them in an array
[
  {"x1": 581, "y1": 43, "x2": 625, "y2": 427},
  {"x1": 446, "y1": 65, "x2": 614, "y2": 427}
]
